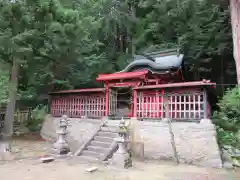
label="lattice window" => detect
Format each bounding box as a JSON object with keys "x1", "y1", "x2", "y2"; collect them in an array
[
  {"x1": 136, "y1": 90, "x2": 205, "y2": 120},
  {"x1": 168, "y1": 92, "x2": 204, "y2": 120},
  {"x1": 137, "y1": 91, "x2": 164, "y2": 119},
  {"x1": 51, "y1": 93, "x2": 106, "y2": 118}
]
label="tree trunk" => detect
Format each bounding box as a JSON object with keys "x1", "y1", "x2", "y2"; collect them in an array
[
  {"x1": 164, "y1": 102, "x2": 179, "y2": 164},
  {"x1": 167, "y1": 118, "x2": 180, "y2": 164},
  {"x1": 0, "y1": 59, "x2": 19, "y2": 158},
  {"x1": 131, "y1": 4, "x2": 136, "y2": 56},
  {"x1": 230, "y1": 0, "x2": 240, "y2": 85}
]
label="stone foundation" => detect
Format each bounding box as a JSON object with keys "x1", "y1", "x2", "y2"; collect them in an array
[
  {"x1": 41, "y1": 115, "x2": 222, "y2": 168},
  {"x1": 40, "y1": 115, "x2": 102, "y2": 152},
  {"x1": 106, "y1": 120, "x2": 222, "y2": 168}
]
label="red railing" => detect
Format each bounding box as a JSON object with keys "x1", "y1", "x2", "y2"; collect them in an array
[
  {"x1": 51, "y1": 94, "x2": 106, "y2": 118},
  {"x1": 50, "y1": 88, "x2": 210, "y2": 120},
  {"x1": 136, "y1": 89, "x2": 208, "y2": 120}
]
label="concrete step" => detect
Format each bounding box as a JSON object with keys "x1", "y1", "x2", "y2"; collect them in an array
[
  {"x1": 101, "y1": 126, "x2": 118, "y2": 133},
  {"x1": 77, "y1": 155, "x2": 99, "y2": 163},
  {"x1": 90, "y1": 140, "x2": 111, "y2": 148},
  {"x1": 81, "y1": 150, "x2": 103, "y2": 158},
  {"x1": 98, "y1": 131, "x2": 118, "y2": 138},
  {"x1": 94, "y1": 136, "x2": 113, "y2": 143},
  {"x1": 87, "y1": 145, "x2": 109, "y2": 153}
]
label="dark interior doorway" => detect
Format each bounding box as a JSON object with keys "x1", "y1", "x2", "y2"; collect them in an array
[{"x1": 113, "y1": 87, "x2": 132, "y2": 119}]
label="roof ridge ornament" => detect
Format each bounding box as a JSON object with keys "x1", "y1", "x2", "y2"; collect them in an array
[{"x1": 144, "y1": 48, "x2": 180, "y2": 57}]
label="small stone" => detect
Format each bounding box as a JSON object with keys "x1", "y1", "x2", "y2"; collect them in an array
[
  {"x1": 85, "y1": 166, "x2": 98, "y2": 172},
  {"x1": 15, "y1": 149, "x2": 20, "y2": 153},
  {"x1": 67, "y1": 152, "x2": 73, "y2": 156},
  {"x1": 15, "y1": 131, "x2": 21, "y2": 136},
  {"x1": 40, "y1": 156, "x2": 55, "y2": 163},
  {"x1": 200, "y1": 119, "x2": 212, "y2": 125},
  {"x1": 162, "y1": 118, "x2": 169, "y2": 123}
]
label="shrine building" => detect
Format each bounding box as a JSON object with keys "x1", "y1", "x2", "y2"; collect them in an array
[{"x1": 49, "y1": 49, "x2": 216, "y2": 121}]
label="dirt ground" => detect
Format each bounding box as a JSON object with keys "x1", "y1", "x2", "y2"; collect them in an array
[{"x1": 0, "y1": 133, "x2": 239, "y2": 180}]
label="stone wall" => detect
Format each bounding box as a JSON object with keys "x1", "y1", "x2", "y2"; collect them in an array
[
  {"x1": 40, "y1": 115, "x2": 102, "y2": 152},
  {"x1": 107, "y1": 119, "x2": 222, "y2": 168},
  {"x1": 41, "y1": 115, "x2": 222, "y2": 168}
]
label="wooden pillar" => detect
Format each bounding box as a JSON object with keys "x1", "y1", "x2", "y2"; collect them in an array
[
  {"x1": 105, "y1": 83, "x2": 109, "y2": 117},
  {"x1": 203, "y1": 89, "x2": 208, "y2": 119},
  {"x1": 230, "y1": 0, "x2": 240, "y2": 85},
  {"x1": 48, "y1": 95, "x2": 52, "y2": 114},
  {"x1": 133, "y1": 89, "x2": 137, "y2": 118}
]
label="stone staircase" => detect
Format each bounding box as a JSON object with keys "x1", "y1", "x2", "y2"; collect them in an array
[{"x1": 76, "y1": 125, "x2": 119, "y2": 162}]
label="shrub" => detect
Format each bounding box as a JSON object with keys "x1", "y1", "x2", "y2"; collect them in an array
[
  {"x1": 213, "y1": 88, "x2": 240, "y2": 149},
  {"x1": 27, "y1": 105, "x2": 47, "y2": 132}
]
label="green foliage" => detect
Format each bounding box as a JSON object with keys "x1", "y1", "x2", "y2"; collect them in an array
[
  {"x1": 27, "y1": 105, "x2": 47, "y2": 132},
  {"x1": 0, "y1": 0, "x2": 236, "y2": 103},
  {"x1": 0, "y1": 64, "x2": 9, "y2": 103},
  {"x1": 213, "y1": 88, "x2": 240, "y2": 148}
]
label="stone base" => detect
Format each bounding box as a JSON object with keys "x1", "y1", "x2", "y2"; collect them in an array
[
  {"x1": 108, "y1": 120, "x2": 222, "y2": 168},
  {"x1": 52, "y1": 148, "x2": 70, "y2": 155},
  {"x1": 111, "y1": 152, "x2": 132, "y2": 169},
  {"x1": 131, "y1": 141, "x2": 144, "y2": 160}
]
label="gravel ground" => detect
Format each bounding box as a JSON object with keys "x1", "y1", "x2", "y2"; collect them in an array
[
  {"x1": 0, "y1": 158, "x2": 237, "y2": 180},
  {"x1": 0, "y1": 134, "x2": 238, "y2": 180}
]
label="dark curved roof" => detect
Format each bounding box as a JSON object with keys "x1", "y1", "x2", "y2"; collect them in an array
[{"x1": 120, "y1": 49, "x2": 184, "y2": 73}]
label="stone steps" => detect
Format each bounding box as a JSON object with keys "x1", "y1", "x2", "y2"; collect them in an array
[
  {"x1": 77, "y1": 155, "x2": 99, "y2": 163},
  {"x1": 77, "y1": 125, "x2": 118, "y2": 162},
  {"x1": 101, "y1": 126, "x2": 119, "y2": 133},
  {"x1": 81, "y1": 150, "x2": 104, "y2": 158},
  {"x1": 97, "y1": 131, "x2": 118, "y2": 138},
  {"x1": 94, "y1": 136, "x2": 113, "y2": 143},
  {"x1": 90, "y1": 140, "x2": 111, "y2": 148},
  {"x1": 87, "y1": 145, "x2": 109, "y2": 153}
]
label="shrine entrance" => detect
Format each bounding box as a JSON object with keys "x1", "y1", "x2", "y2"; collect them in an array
[
  {"x1": 97, "y1": 70, "x2": 148, "y2": 118},
  {"x1": 109, "y1": 87, "x2": 133, "y2": 119}
]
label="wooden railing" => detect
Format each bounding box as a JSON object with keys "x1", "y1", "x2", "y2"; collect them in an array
[
  {"x1": 49, "y1": 88, "x2": 210, "y2": 121},
  {"x1": 14, "y1": 109, "x2": 32, "y2": 126},
  {"x1": 136, "y1": 89, "x2": 209, "y2": 120},
  {"x1": 51, "y1": 94, "x2": 106, "y2": 118},
  {"x1": 0, "y1": 108, "x2": 32, "y2": 132}
]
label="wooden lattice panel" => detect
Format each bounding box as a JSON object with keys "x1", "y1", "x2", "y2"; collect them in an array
[
  {"x1": 168, "y1": 92, "x2": 204, "y2": 119},
  {"x1": 137, "y1": 91, "x2": 164, "y2": 119},
  {"x1": 51, "y1": 93, "x2": 106, "y2": 118},
  {"x1": 136, "y1": 89, "x2": 206, "y2": 120}
]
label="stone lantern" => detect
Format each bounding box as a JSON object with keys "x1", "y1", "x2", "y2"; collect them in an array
[
  {"x1": 52, "y1": 115, "x2": 70, "y2": 155},
  {"x1": 111, "y1": 118, "x2": 132, "y2": 168}
]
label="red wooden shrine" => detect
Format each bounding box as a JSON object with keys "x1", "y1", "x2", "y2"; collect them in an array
[{"x1": 49, "y1": 49, "x2": 216, "y2": 120}]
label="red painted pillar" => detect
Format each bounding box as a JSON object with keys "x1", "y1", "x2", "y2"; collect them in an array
[
  {"x1": 133, "y1": 89, "x2": 137, "y2": 118},
  {"x1": 161, "y1": 89, "x2": 165, "y2": 118},
  {"x1": 105, "y1": 83, "x2": 109, "y2": 117}
]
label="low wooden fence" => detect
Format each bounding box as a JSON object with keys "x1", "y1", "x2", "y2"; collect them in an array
[{"x1": 0, "y1": 108, "x2": 32, "y2": 132}]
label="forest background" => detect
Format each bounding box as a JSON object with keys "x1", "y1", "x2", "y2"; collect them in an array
[{"x1": 0, "y1": 0, "x2": 239, "y2": 150}]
